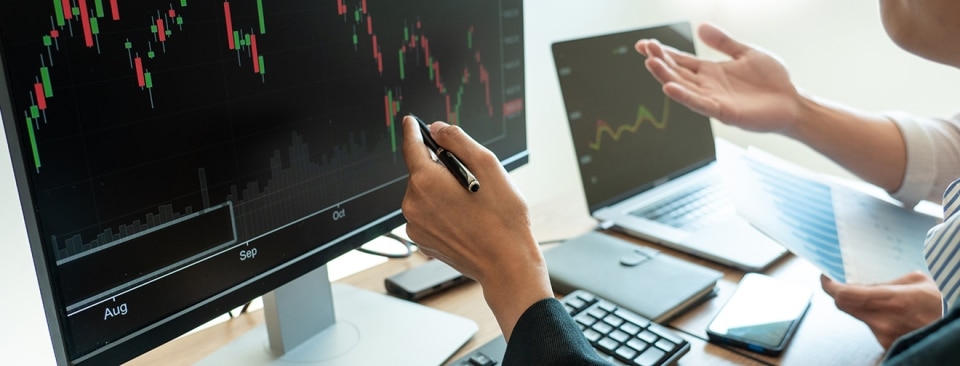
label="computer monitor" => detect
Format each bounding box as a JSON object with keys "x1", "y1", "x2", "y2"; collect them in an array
[{"x1": 0, "y1": 1, "x2": 525, "y2": 364}]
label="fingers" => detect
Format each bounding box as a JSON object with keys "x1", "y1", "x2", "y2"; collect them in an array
[
  {"x1": 642, "y1": 39, "x2": 701, "y2": 74},
  {"x1": 401, "y1": 115, "x2": 434, "y2": 173},
  {"x1": 643, "y1": 55, "x2": 698, "y2": 93},
  {"x1": 698, "y1": 23, "x2": 751, "y2": 58},
  {"x1": 661, "y1": 81, "x2": 722, "y2": 119},
  {"x1": 428, "y1": 121, "x2": 490, "y2": 162},
  {"x1": 890, "y1": 270, "x2": 933, "y2": 285},
  {"x1": 641, "y1": 57, "x2": 723, "y2": 121}
]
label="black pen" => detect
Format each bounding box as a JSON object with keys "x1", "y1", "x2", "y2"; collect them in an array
[{"x1": 408, "y1": 113, "x2": 480, "y2": 192}]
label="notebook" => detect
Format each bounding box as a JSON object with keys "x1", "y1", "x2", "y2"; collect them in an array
[
  {"x1": 551, "y1": 22, "x2": 787, "y2": 271},
  {"x1": 544, "y1": 231, "x2": 722, "y2": 322}
]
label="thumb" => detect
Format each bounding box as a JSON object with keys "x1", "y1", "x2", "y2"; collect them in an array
[
  {"x1": 698, "y1": 23, "x2": 751, "y2": 58},
  {"x1": 820, "y1": 274, "x2": 849, "y2": 297}
]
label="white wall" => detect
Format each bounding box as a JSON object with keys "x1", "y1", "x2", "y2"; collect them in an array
[
  {"x1": 3, "y1": 1, "x2": 960, "y2": 363},
  {"x1": 512, "y1": 0, "x2": 960, "y2": 206}
]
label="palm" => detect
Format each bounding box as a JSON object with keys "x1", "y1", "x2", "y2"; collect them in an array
[{"x1": 689, "y1": 50, "x2": 800, "y2": 131}]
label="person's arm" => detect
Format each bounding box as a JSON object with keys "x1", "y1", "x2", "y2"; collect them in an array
[
  {"x1": 635, "y1": 23, "x2": 907, "y2": 193},
  {"x1": 400, "y1": 116, "x2": 610, "y2": 364},
  {"x1": 504, "y1": 298, "x2": 609, "y2": 365},
  {"x1": 821, "y1": 271, "x2": 943, "y2": 349},
  {"x1": 399, "y1": 115, "x2": 553, "y2": 341}
]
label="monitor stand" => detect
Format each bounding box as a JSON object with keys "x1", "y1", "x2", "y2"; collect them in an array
[{"x1": 197, "y1": 265, "x2": 478, "y2": 365}]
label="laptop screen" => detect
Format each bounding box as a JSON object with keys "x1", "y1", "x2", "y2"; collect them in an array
[{"x1": 552, "y1": 22, "x2": 716, "y2": 212}]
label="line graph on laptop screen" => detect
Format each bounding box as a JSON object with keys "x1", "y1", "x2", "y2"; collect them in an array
[{"x1": 553, "y1": 23, "x2": 715, "y2": 209}]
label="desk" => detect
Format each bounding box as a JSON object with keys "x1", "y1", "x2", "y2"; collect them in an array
[{"x1": 129, "y1": 192, "x2": 885, "y2": 365}]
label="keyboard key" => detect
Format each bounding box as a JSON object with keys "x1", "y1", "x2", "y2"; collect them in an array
[
  {"x1": 615, "y1": 309, "x2": 651, "y2": 328},
  {"x1": 633, "y1": 347, "x2": 666, "y2": 366},
  {"x1": 583, "y1": 328, "x2": 603, "y2": 343},
  {"x1": 598, "y1": 301, "x2": 618, "y2": 312},
  {"x1": 637, "y1": 330, "x2": 658, "y2": 344},
  {"x1": 626, "y1": 338, "x2": 649, "y2": 353},
  {"x1": 566, "y1": 297, "x2": 587, "y2": 310},
  {"x1": 647, "y1": 323, "x2": 684, "y2": 344},
  {"x1": 576, "y1": 292, "x2": 596, "y2": 303},
  {"x1": 468, "y1": 352, "x2": 496, "y2": 366},
  {"x1": 588, "y1": 307, "x2": 608, "y2": 319},
  {"x1": 602, "y1": 314, "x2": 625, "y2": 328},
  {"x1": 654, "y1": 339, "x2": 676, "y2": 353},
  {"x1": 619, "y1": 322, "x2": 641, "y2": 336},
  {"x1": 615, "y1": 345, "x2": 639, "y2": 362},
  {"x1": 591, "y1": 321, "x2": 614, "y2": 335},
  {"x1": 576, "y1": 312, "x2": 597, "y2": 327},
  {"x1": 597, "y1": 337, "x2": 619, "y2": 353},
  {"x1": 609, "y1": 329, "x2": 631, "y2": 343}
]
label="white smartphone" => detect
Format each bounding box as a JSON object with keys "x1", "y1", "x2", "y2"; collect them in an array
[{"x1": 706, "y1": 273, "x2": 812, "y2": 355}]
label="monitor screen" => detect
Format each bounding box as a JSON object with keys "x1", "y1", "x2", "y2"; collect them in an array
[{"x1": 0, "y1": 1, "x2": 525, "y2": 364}]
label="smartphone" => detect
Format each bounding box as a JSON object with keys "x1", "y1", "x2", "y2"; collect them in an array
[{"x1": 706, "y1": 273, "x2": 812, "y2": 355}]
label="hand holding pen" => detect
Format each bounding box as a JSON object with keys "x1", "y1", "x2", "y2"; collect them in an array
[
  {"x1": 407, "y1": 114, "x2": 480, "y2": 192},
  {"x1": 400, "y1": 113, "x2": 550, "y2": 341}
]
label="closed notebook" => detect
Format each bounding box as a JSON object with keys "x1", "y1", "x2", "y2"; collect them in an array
[{"x1": 544, "y1": 231, "x2": 722, "y2": 322}]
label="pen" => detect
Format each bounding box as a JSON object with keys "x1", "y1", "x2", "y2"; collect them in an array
[{"x1": 408, "y1": 113, "x2": 480, "y2": 192}]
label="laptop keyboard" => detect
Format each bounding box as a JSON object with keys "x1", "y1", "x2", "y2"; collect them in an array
[
  {"x1": 629, "y1": 181, "x2": 731, "y2": 231},
  {"x1": 449, "y1": 289, "x2": 690, "y2": 366}
]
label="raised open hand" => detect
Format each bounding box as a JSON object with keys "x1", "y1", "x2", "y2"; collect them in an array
[{"x1": 636, "y1": 23, "x2": 804, "y2": 133}]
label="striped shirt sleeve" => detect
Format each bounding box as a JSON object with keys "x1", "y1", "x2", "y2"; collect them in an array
[{"x1": 925, "y1": 179, "x2": 960, "y2": 309}]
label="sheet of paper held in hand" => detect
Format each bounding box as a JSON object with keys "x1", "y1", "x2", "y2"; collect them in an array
[{"x1": 722, "y1": 148, "x2": 937, "y2": 285}]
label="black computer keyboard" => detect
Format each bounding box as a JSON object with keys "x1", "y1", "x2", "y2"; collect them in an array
[
  {"x1": 565, "y1": 289, "x2": 690, "y2": 365},
  {"x1": 449, "y1": 290, "x2": 690, "y2": 366}
]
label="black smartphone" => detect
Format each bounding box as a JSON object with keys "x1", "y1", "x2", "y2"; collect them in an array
[{"x1": 706, "y1": 273, "x2": 812, "y2": 355}]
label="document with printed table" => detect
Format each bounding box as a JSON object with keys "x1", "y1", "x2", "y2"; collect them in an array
[{"x1": 724, "y1": 148, "x2": 938, "y2": 284}]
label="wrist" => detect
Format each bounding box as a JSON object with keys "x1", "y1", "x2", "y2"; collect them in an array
[
  {"x1": 478, "y1": 236, "x2": 554, "y2": 340},
  {"x1": 781, "y1": 90, "x2": 821, "y2": 139}
]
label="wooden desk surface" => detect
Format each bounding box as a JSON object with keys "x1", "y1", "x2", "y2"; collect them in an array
[{"x1": 129, "y1": 192, "x2": 887, "y2": 365}]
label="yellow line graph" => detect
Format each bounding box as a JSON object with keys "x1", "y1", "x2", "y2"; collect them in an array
[{"x1": 588, "y1": 96, "x2": 670, "y2": 150}]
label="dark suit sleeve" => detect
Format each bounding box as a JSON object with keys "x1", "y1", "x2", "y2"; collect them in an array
[
  {"x1": 502, "y1": 298, "x2": 610, "y2": 365},
  {"x1": 884, "y1": 305, "x2": 960, "y2": 365}
]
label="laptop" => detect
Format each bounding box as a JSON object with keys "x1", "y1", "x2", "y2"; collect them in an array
[{"x1": 551, "y1": 22, "x2": 787, "y2": 271}]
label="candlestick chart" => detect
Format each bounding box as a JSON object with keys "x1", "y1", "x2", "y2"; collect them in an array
[{"x1": 0, "y1": 0, "x2": 525, "y2": 269}]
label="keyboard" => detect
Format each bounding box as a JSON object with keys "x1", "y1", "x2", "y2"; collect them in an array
[
  {"x1": 628, "y1": 181, "x2": 731, "y2": 231},
  {"x1": 449, "y1": 289, "x2": 690, "y2": 366}
]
